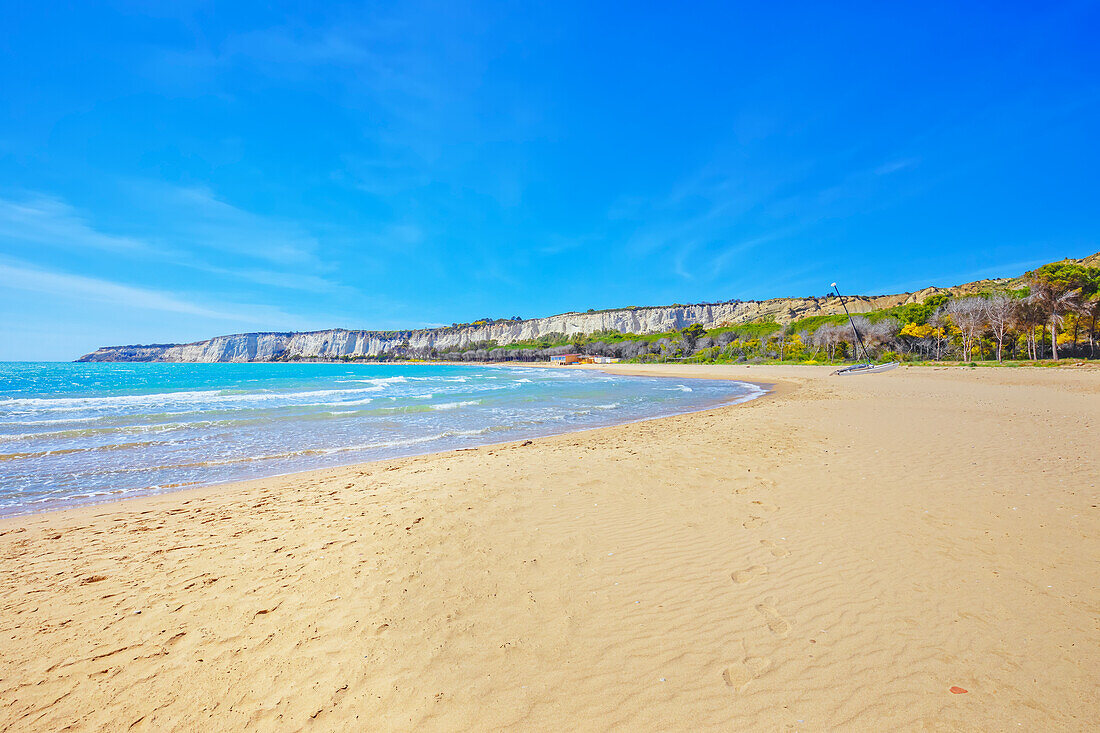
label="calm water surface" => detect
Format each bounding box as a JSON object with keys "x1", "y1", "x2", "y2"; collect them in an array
[{"x1": 0, "y1": 363, "x2": 763, "y2": 515}]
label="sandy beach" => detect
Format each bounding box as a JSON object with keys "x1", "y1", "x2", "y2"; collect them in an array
[{"x1": 1, "y1": 364, "x2": 1097, "y2": 731}]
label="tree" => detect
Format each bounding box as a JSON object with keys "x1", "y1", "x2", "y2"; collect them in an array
[
  {"x1": 1079, "y1": 295, "x2": 1100, "y2": 358},
  {"x1": 1026, "y1": 263, "x2": 1093, "y2": 360},
  {"x1": 772, "y1": 326, "x2": 792, "y2": 360},
  {"x1": 812, "y1": 323, "x2": 845, "y2": 360},
  {"x1": 715, "y1": 330, "x2": 737, "y2": 348},
  {"x1": 681, "y1": 323, "x2": 706, "y2": 352},
  {"x1": 898, "y1": 321, "x2": 947, "y2": 360},
  {"x1": 1010, "y1": 298, "x2": 1045, "y2": 360},
  {"x1": 655, "y1": 337, "x2": 683, "y2": 358},
  {"x1": 944, "y1": 298, "x2": 986, "y2": 361},
  {"x1": 797, "y1": 330, "x2": 818, "y2": 359},
  {"x1": 843, "y1": 316, "x2": 871, "y2": 360},
  {"x1": 858, "y1": 317, "x2": 899, "y2": 357},
  {"x1": 984, "y1": 293, "x2": 1017, "y2": 362},
  {"x1": 929, "y1": 307, "x2": 956, "y2": 360}
]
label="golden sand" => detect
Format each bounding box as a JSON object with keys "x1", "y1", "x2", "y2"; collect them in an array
[{"x1": 1, "y1": 365, "x2": 1097, "y2": 730}]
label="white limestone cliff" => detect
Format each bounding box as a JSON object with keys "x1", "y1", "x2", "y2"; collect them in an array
[{"x1": 77, "y1": 288, "x2": 953, "y2": 363}]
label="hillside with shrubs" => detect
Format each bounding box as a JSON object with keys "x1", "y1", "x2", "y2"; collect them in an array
[{"x1": 429, "y1": 255, "x2": 1100, "y2": 365}]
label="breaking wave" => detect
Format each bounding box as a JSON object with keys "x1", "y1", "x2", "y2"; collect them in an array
[{"x1": 0, "y1": 362, "x2": 763, "y2": 515}]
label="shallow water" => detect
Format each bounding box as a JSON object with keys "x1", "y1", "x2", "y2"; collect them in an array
[{"x1": 0, "y1": 362, "x2": 762, "y2": 515}]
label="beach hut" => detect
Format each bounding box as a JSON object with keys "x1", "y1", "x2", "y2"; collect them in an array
[{"x1": 550, "y1": 353, "x2": 581, "y2": 365}]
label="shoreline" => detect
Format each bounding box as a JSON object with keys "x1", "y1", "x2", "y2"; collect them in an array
[
  {"x1": 45, "y1": 357, "x2": 1100, "y2": 369},
  {"x1": 0, "y1": 368, "x2": 773, "y2": 524},
  {"x1": 2, "y1": 364, "x2": 1097, "y2": 730}
]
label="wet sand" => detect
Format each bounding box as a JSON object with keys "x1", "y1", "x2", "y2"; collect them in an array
[{"x1": 1, "y1": 364, "x2": 1097, "y2": 730}]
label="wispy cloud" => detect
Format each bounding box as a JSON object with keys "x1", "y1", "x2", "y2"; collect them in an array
[
  {"x1": 151, "y1": 15, "x2": 460, "y2": 126},
  {"x1": 0, "y1": 257, "x2": 309, "y2": 326},
  {"x1": 193, "y1": 264, "x2": 353, "y2": 295},
  {"x1": 613, "y1": 150, "x2": 930, "y2": 283},
  {"x1": 141, "y1": 183, "x2": 323, "y2": 267},
  {"x1": 0, "y1": 195, "x2": 152, "y2": 253},
  {"x1": 0, "y1": 188, "x2": 376, "y2": 346},
  {"x1": 0, "y1": 187, "x2": 358, "y2": 295},
  {"x1": 610, "y1": 168, "x2": 802, "y2": 280},
  {"x1": 537, "y1": 232, "x2": 601, "y2": 256},
  {"x1": 874, "y1": 158, "x2": 918, "y2": 176},
  {"x1": 149, "y1": 10, "x2": 539, "y2": 209}
]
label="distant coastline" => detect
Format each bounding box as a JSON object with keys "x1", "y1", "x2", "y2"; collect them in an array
[{"x1": 78, "y1": 251, "x2": 1099, "y2": 365}]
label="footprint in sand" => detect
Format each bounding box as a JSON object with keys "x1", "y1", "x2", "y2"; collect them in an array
[
  {"x1": 742, "y1": 516, "x2": 766, "y2": 529},
  {"x1": 732, "y1": 477, "x2": 776, "y2": 495},
  {"x1": 760, "y1": 539, "x2": 789, "y2": 557},
  {"x1": 722, "y1": 655, "x2": 771, "y2": 691},
  {"x1": 731, "y1": 565, "x2": 768, "y2": 584},
  {"x1": 755, "y1": 599, "x2": 791, "y2": 637}
]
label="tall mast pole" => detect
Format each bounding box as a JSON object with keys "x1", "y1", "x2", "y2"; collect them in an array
[{"x1": 832, "y1": 283, "x2": 871, "y2": 364}]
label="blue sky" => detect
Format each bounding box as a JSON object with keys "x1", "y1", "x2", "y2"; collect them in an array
[{"x1": 1, "y1": 1, "x2": 1098, "y2": 360}]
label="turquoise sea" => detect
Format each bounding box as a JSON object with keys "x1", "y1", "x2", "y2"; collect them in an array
[{"x1": 0, "y1": 363, "x2": 762, "y2": 515}]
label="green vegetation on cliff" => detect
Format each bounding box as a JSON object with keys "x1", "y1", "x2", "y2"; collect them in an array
[{"x1": 413, "y1": 257, "x2": 1100, "y2": 365}]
